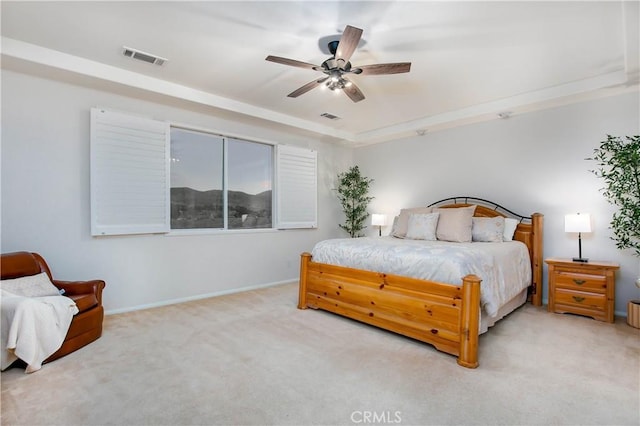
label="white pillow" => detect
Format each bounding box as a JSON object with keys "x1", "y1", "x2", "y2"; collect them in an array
[
  {"x1": 433, "y1": 205, "x2": 477, "y2": 242},
  {"x1": 405, "y1": 213, "x2": 439, "y2": 240},
  {"x1": 390, "y1": 215, "x2": 399, "y2": 237},
  {"x1": 391, "y1": 207, "x2": 433, "y2": 238},
  {"x1": 0, "y1": 272, "x2": 60, "y2": 297},
  {"x1": 503, "y1": 218, "x2": 519, "y2": 241},
  {"x1": 472, "y1": 217, "x2": 505, "y2": 242}
]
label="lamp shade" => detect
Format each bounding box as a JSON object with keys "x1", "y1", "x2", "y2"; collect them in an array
[
  {"x1": 371, "y1": 214, "x2": 386, "y2": 227},
  {"x1": 565, "y1": 213, "x2": 592, "y2": 233}
]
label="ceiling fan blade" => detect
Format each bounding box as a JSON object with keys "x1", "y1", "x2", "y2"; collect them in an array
[
  {"x1": 287, "y1": 77, "x2": 329, "y2": 98},
  {"x1": 335, "y1": 25, "x2": 363, "y2": 64},
  {"x1": 265, "y1": 55, "x2": 319, "y2": 70},
  {"x1": 342, "y1": 79, "x2": 365, "y2": 103},
  {"x1": 354, "y1": 62, "x2": 412, "y2": 75}
]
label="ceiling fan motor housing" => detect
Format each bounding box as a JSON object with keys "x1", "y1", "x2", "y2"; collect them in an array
[
  {"x1": 327, "y1": 40, "x2": 339, "y2": 55},
  {"x1": 318, "y1": 58, "x2": 353, "y2": 73}
]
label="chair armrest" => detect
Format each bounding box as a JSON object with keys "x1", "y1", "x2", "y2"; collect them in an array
[{"x1": 53, "y1": 280, "x2": 105, "y2": 305}]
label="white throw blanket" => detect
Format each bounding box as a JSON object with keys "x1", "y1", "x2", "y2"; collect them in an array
[{"x1": 1, "y1": 289, "x2": 78, "y2": 373}]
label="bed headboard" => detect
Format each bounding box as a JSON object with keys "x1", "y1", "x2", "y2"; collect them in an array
[{"x1": 427, "y1": 197, "x2": 544, "y2": 306}]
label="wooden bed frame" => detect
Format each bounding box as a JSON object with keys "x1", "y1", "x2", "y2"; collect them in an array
[{"x1": 298, "y1": 197, "x2": 543, "y2": 368}]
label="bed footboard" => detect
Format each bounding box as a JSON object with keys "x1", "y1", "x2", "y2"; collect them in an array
[{"x1": 298, "y1": 252, "x2": 481, "y2": 368}]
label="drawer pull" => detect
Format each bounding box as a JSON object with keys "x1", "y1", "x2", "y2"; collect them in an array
[
  {"x1": 572, "y1": 296, "x2": 585, "y2": 303},
  {"x1": 573, "y1": 279, "x2": 586, "y2": 285}
]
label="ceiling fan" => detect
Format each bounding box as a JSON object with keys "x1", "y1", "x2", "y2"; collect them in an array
[{"x1": 265, "y1": 25, "x2": 411, "y2": 103}]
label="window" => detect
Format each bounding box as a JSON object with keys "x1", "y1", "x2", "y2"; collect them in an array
[
  {"x1": 170, "y1": 128, "x2": 273, "y2": 231},
  {"x1": 227, "y1": 138, "x2": 273, "y2": 229},
  {"x1": 90, "y1": 108, "x2": 315, "y2": 236},
  {"x1": 170, "y1": 129, "x2": 223, "y2": 229}
]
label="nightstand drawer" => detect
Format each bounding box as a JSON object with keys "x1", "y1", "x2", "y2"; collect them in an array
[
  {"x1": 555, "y1": 272, "x2": 607, "y2": 293},
  {"x1": 554, "y1": 288, "x2": 606, "y2": 311}
]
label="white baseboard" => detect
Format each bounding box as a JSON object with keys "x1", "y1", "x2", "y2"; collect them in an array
[
  {"x1": 107, "y1": 286, "x2": 629, "y2": 318},
  {"x1": 105, "y1": 278, "x2": 298, "y2": 315}
]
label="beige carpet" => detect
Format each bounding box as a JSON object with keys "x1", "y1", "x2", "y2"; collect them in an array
[{"x1": 1, "y1": 282, "x2": 638, "y2": 426}]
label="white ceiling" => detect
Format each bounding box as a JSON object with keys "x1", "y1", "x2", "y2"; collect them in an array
[{"x1": 2, "y1": 1, "x2": 638, "y2": 146}]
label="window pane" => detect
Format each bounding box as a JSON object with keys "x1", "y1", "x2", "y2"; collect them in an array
[
  {"x1": 170, "y1": 128, "x2": 223, "y2": 229},
  {"x1": 227, "y1": 138, "x2": 273, "y2": 229}
]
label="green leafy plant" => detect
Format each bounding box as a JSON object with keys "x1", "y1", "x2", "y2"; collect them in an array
[
  {"x1": 336, "y1": 166, "x2": 374, "y2": 237},
  {"x1": 589, "y1": 135, "x2": 640, "y2": 256}
]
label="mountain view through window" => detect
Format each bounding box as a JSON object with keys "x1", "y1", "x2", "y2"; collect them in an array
[{"x1": 170, "y1": 128, "x2": 272, "y2": 230}]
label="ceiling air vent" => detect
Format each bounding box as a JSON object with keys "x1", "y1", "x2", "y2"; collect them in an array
[
  {"x1": 320, "y1": 112, "x2": 341, "y2": 120},
  {"x1": 123, "y1": 46, "x2": 167, "y2": 66}
]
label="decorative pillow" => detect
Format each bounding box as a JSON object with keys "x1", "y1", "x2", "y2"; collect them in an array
[
  {"x1": 503, "y1": 218, "x2": 519, "y2": 241},
  {"x1": 472, "y1": 217, "x2": 505, "y2": 242},
  {"x1": 0, "y1": 272, "x2": 60, "y2": 297},
  {"x1": 391, "y1": 207, "x2": 433, "y2": 238},
  {"x1": 433, "y1": 205, "x2": 477, "y2": 242},
  {"x1": 405, "y1": 213, "x2": 439, "y2": 240}
]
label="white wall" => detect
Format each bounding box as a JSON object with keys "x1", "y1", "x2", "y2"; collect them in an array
[
  {"x1": 3, "y1": 67, "x2": 638, "y2": 316},
  {"x1": 355, "y1": 92, "x2": 640, "y2": 315},
  {"x1": 1, "y1": 69, "x2": 351, "y2": 313}
]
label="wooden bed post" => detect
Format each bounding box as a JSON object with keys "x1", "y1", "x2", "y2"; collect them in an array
[
  {"x1": 298, "y1": 252, "x2": 311, "y2": 309},
  {"x1": 458, "y1": 274, "x2": 481, "y2": 368},
  {"x1": 531, "y1": 213, "x2": 544, "y2": 307}
]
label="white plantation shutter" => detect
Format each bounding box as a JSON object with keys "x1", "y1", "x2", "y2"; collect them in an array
[
  {"x1": 276, "y1": 145, "x2": 317, "y2": 229},
  {"x1": 90, "y1": 108, "x2": 170, "y2": 236}
]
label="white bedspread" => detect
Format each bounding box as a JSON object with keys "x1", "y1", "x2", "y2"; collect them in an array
[
  {"x1": 311, "y1": 237, "x2": 531, "y2": 317},
  {"x1": 1, "y1": 290, "x2": 78, "y2": 373}
]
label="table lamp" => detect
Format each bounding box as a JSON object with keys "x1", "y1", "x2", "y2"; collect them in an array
[
  {"x1": 371, "y1": 214, "x2": 386, "y2": 237},
  {"x1": 565, "y1": 213, "x2": 591, "y2": 262}
]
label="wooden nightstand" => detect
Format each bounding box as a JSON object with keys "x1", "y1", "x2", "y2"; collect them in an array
[{"x1": 545, "y1": 258, "x2": 619, "y2": 323}]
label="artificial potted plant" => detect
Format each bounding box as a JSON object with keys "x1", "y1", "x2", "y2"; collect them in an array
[
  {"x1": 336, "y1": 165, "x2": 374, "y2": 238},
  {"x1": 590, "y1": 134, "x2": 640, "y2": 327}
]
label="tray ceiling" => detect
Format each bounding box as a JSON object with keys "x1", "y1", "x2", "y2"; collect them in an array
[{"x1": 2, "y1": 1, "x2": 638, "y2": 146}]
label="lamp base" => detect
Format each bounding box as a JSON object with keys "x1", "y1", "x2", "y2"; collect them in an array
[{"x1": 572, "y1": 257, "x2": 589, "y2": 263}]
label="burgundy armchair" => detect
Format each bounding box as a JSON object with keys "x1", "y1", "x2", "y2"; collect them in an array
[{"x1": 1, "y1": 251, "x2": 105, "y2": 363}]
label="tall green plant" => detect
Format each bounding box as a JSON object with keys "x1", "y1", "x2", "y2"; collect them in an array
[
  {"x1": 589, "y1": 135, "x2": 640, "y2": 256},
  {"x1": 336, "y1": 166, "x2": 374, "y2": 237}
]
